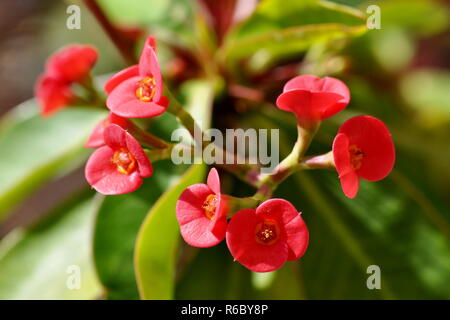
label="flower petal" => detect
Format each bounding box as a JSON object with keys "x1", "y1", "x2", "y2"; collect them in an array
[
  {"x1": 332, "y1": 133, "x2": 353, "y2": 177},
  {"x1": 125, "y1": 129, "x2": 153, "y2": 178},
  {"x1": 106, "y1": 77, "x2": 167, "y2": 118},
  {"x1": 226, "y1": 208, "x2": 289, "y2": 273},
  {"x1": 333, "y1": 132, "x2": 361, "y2": 198},
  {"x1": 34, "y1": 75, "x2": 73, "y2": 117},
  {"x1": 256, "y1": 198, "x2": 309, "y2": 261},
  {"x1": 339, "y1": 170, "x2": 360, "y2": 199},
  {"x1": 176, "y1": 184, "x2": 225, "y2": 247},
  {"x1": 339, "y1": 115, "x2": 395, "y2": 181},
  {"x1": 85, "y1": 146, "x2": 143, "y2": 195},
  {"x1": 103, "y1": 123, "x2": 127, "y2": 150},
  {"x1": 210, "y1": 193, "x2": 228, "y2": 235},
  {"x1": 279, "y1": 75, "x2": 350, "y2": 119},
  {"x1": 85, "y1": 113, "x2": 130, "y2": 148},
  {"x1": 138, "y1": 36, "x2": 162, "y2": 102},
  {"x1": 46, "y1": 45, "x2": 98, "y2": 83},
  {"x1": 104, "y1": 65, "x2": 139, "y2": 94},
  {"x1": 276, "y1": 89, "x2": 343, "y2": 120},
  {"x1": 206, "y1": 167, "x2": 221, "y2": 194}
]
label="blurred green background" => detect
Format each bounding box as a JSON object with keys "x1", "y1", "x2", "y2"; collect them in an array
[{"x1": 0, "y1": 0, "x2": 449, "y2": 299}]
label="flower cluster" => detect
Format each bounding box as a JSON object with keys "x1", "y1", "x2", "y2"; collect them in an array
[
  {"x1": 84, "y1": 36, "x2": 169, "y2": 194},
  {"x1": 275, "y1": 74, "x2": 395, "y2": 199},
  {"x1": 35, "y1": 45, "x2": 98, "y2": 116},
  {"x1": 176, "y1": 168, "x2": 309, "y2": 272},
  {"x1": 176, "y1": 74, "x2": 394, "y2": 272},
  {"x1": 36, "y1": 35, "x2": 395, "y2": 273}
]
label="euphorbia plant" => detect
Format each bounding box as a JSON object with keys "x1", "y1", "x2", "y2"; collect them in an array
[
  {"x1": 36, "y1": 34, "x2": 395, "y2": 273},
  {"x1": 34, "y1": 1, "x2": 395, "y2": 276}
]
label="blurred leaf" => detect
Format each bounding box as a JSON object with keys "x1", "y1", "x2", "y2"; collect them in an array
[
  {"x1": 134, "y1": 164, "x2": 206, "y2": 299},
  {"x1": 97, "y1": 0, "x2": 194, "y2": 45},
  {"x1": 372, "y1": 0, "x2": 449, "y2": 36},
  {"x1": 298, "y1": 171, "x2": 450, "y2": 299},
  {"x1": 231, "y1": 0, "x2": 365, "y2": 38},
  {"x1": 176, "y1": 242, "x2": 258, "y2": 299},
  {"x1": 220, "y1": 0, "x2": 366, "y2": 70},
  {"x1": 329, "y1": 0, "x2": 367, "y2": 6},
  {"x1": 370, "y1": 28, "x2": 415, "y2": 73},
  {"x1": 0, "y1": 105, "x2": 106, "y2": 220},
  {"x1": 0, "y1": 195, "x2": 103, "y2": 299},
  {"x1": 400, "y1": 69, "x2": 450, "y2": 125},
  {"x1": 93, "y1": 161, "x2": 186, "y2": 300}
]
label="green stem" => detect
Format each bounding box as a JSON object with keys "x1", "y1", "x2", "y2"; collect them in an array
[
  {"x1": 165, "y1": 87, "x2": 261, "y2": 184},
  {"x1": 299, "y1": 151, "x2": 334, "y2": 170},
  {"x1": 128, "y1": 121, "x2": 170, "y2": 149},
  {"x1": 165, "y1": 88, "x2": 200, "y2": 139},
  {"x1": 224, "y1": 195, "x2": 260, "y2": 218},
  {"x1": 254, "y1": 122, "x2": 321, "y2": 200},
  {"x1": 144, "y1": 146, "x2": 174, "y2": 162},
  {"x1": 80, "y1": 75, "x2": 106, "y2": 107}
]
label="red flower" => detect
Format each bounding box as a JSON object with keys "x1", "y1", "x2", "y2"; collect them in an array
[
  {"x1": 35, "y1": 75, "x2": 74, "y2": 117},
  {"x1": 226, "y1": 198, "x2": 309, "y2": 273},
  {"x1": 85, "y1": 124, "x2": 152, "y2": 195},
  {"x1": 176, "y1": 168, "x2": 228, "y2": 248},
  {"x1": 105, "y1": 36, "x2": 168, "y2": 118},
  {"x1": 332, "y1": 115, "x2": 395, "y2": 199},
  {"x1": 46, "y1": 45, "x2": 98, "y2": 83},
  {"x1": 276, "y1": 75, "x2": 350, "y2": 123},
  {"x1": 35, "y1": 44, "x2": 98, "y2": 116},
  {"x1": 85, "y1": 113, "x2": 130, "y2": 148}
]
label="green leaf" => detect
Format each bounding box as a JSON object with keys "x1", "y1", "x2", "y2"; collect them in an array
[
  {"x1": 0, "y1": 195, "x2": 103, "y2": 299},
  {"x1": 294, "y1": 171, "x2": 450, "y2": 299},
  {"x1": 0, "y1": 104, "x2": 106, "y2": 220},
  {"x1": 93, "y1": 161, "x2": 187, "y2": 299},
  {"x1": 400, "y1": 69, "x2": 450, "y2": 125},
  {"x1": 134, "y1": 164, "x2": 206, "y2": 300},
  {"x1": 220, "y1": 0, "x2": 366, "y2": 70},
  {"x1": 96, "y1": 0, "x2": 194, "y2": 46},
  {"x1": 372, "y1": 0, "x2": 449, "y2": 36}
]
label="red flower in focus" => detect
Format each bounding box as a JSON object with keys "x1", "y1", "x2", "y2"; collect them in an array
[
  {"x1": 85, "y1": 124, "x2": 152, "y2": 195},
  {"x1": 46, "y1": 45, "x2": 98, "y2": 82},
  {"x1": 276, "y1": 75, "x2": 350, "y2": 123},
  {"x1": 35, "y1": 44, "x2": 98, "y2": 116},
  {"x1": 176, "y1": 168, "x2": 228, "y2": 248},
  {"x1": 35, "y1": 76, "x2": 74, "y2": 117},
  {"x1": 226, "y1": 198, "x2": 309, "y2": 273},
  {"x1": 332, "y1": 115, "x2": 395, "y2": 199},
  {"x1": 105, "y1": 36, "x2": 168, "y2": 118},
  {"x1": 85, "y1": 113, "x2": 130, "y2": 148}
]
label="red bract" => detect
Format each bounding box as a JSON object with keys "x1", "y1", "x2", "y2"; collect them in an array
[
  {"x1": 35, "y1": 44, "x2": 98, "y2": 116},
  {"x1": 276, "y1": 75, "x2": 350, "y2": 123},
  {"x1": 85, "y1": 124, "x2": 152, "y2": 195},
  {"x1": 35, "y1": 75, "x2": 74, "y2": 117},
  {"x1": 46, "y1": 45, "x2": 98, "y2": 82},
  {"x1": 105, "y1": 36, "x2": 168, "y2": 118},
  {"x1": 226, "y1": 199, "x2": 309, "y2": 273},
  {"x1": 85, "y1": 113, "x2": 130, "y2": 148},
  {"x1": 176, "y1": 168, "x2": 228, "y2": 248},
  {"x1": 332, "y1": 115, "x2": 395, "y2": 199}
]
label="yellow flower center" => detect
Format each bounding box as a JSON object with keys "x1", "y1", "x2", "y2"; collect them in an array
[
  {"x1": 136, "y1": 76, "x2": 157, "y2": 102},
  {"x1": 202, "y1": 194, "x2": 218, "y2": 220},
  {"x1": 111, "y1": 148, "x2": 136, "y2": 175}
]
